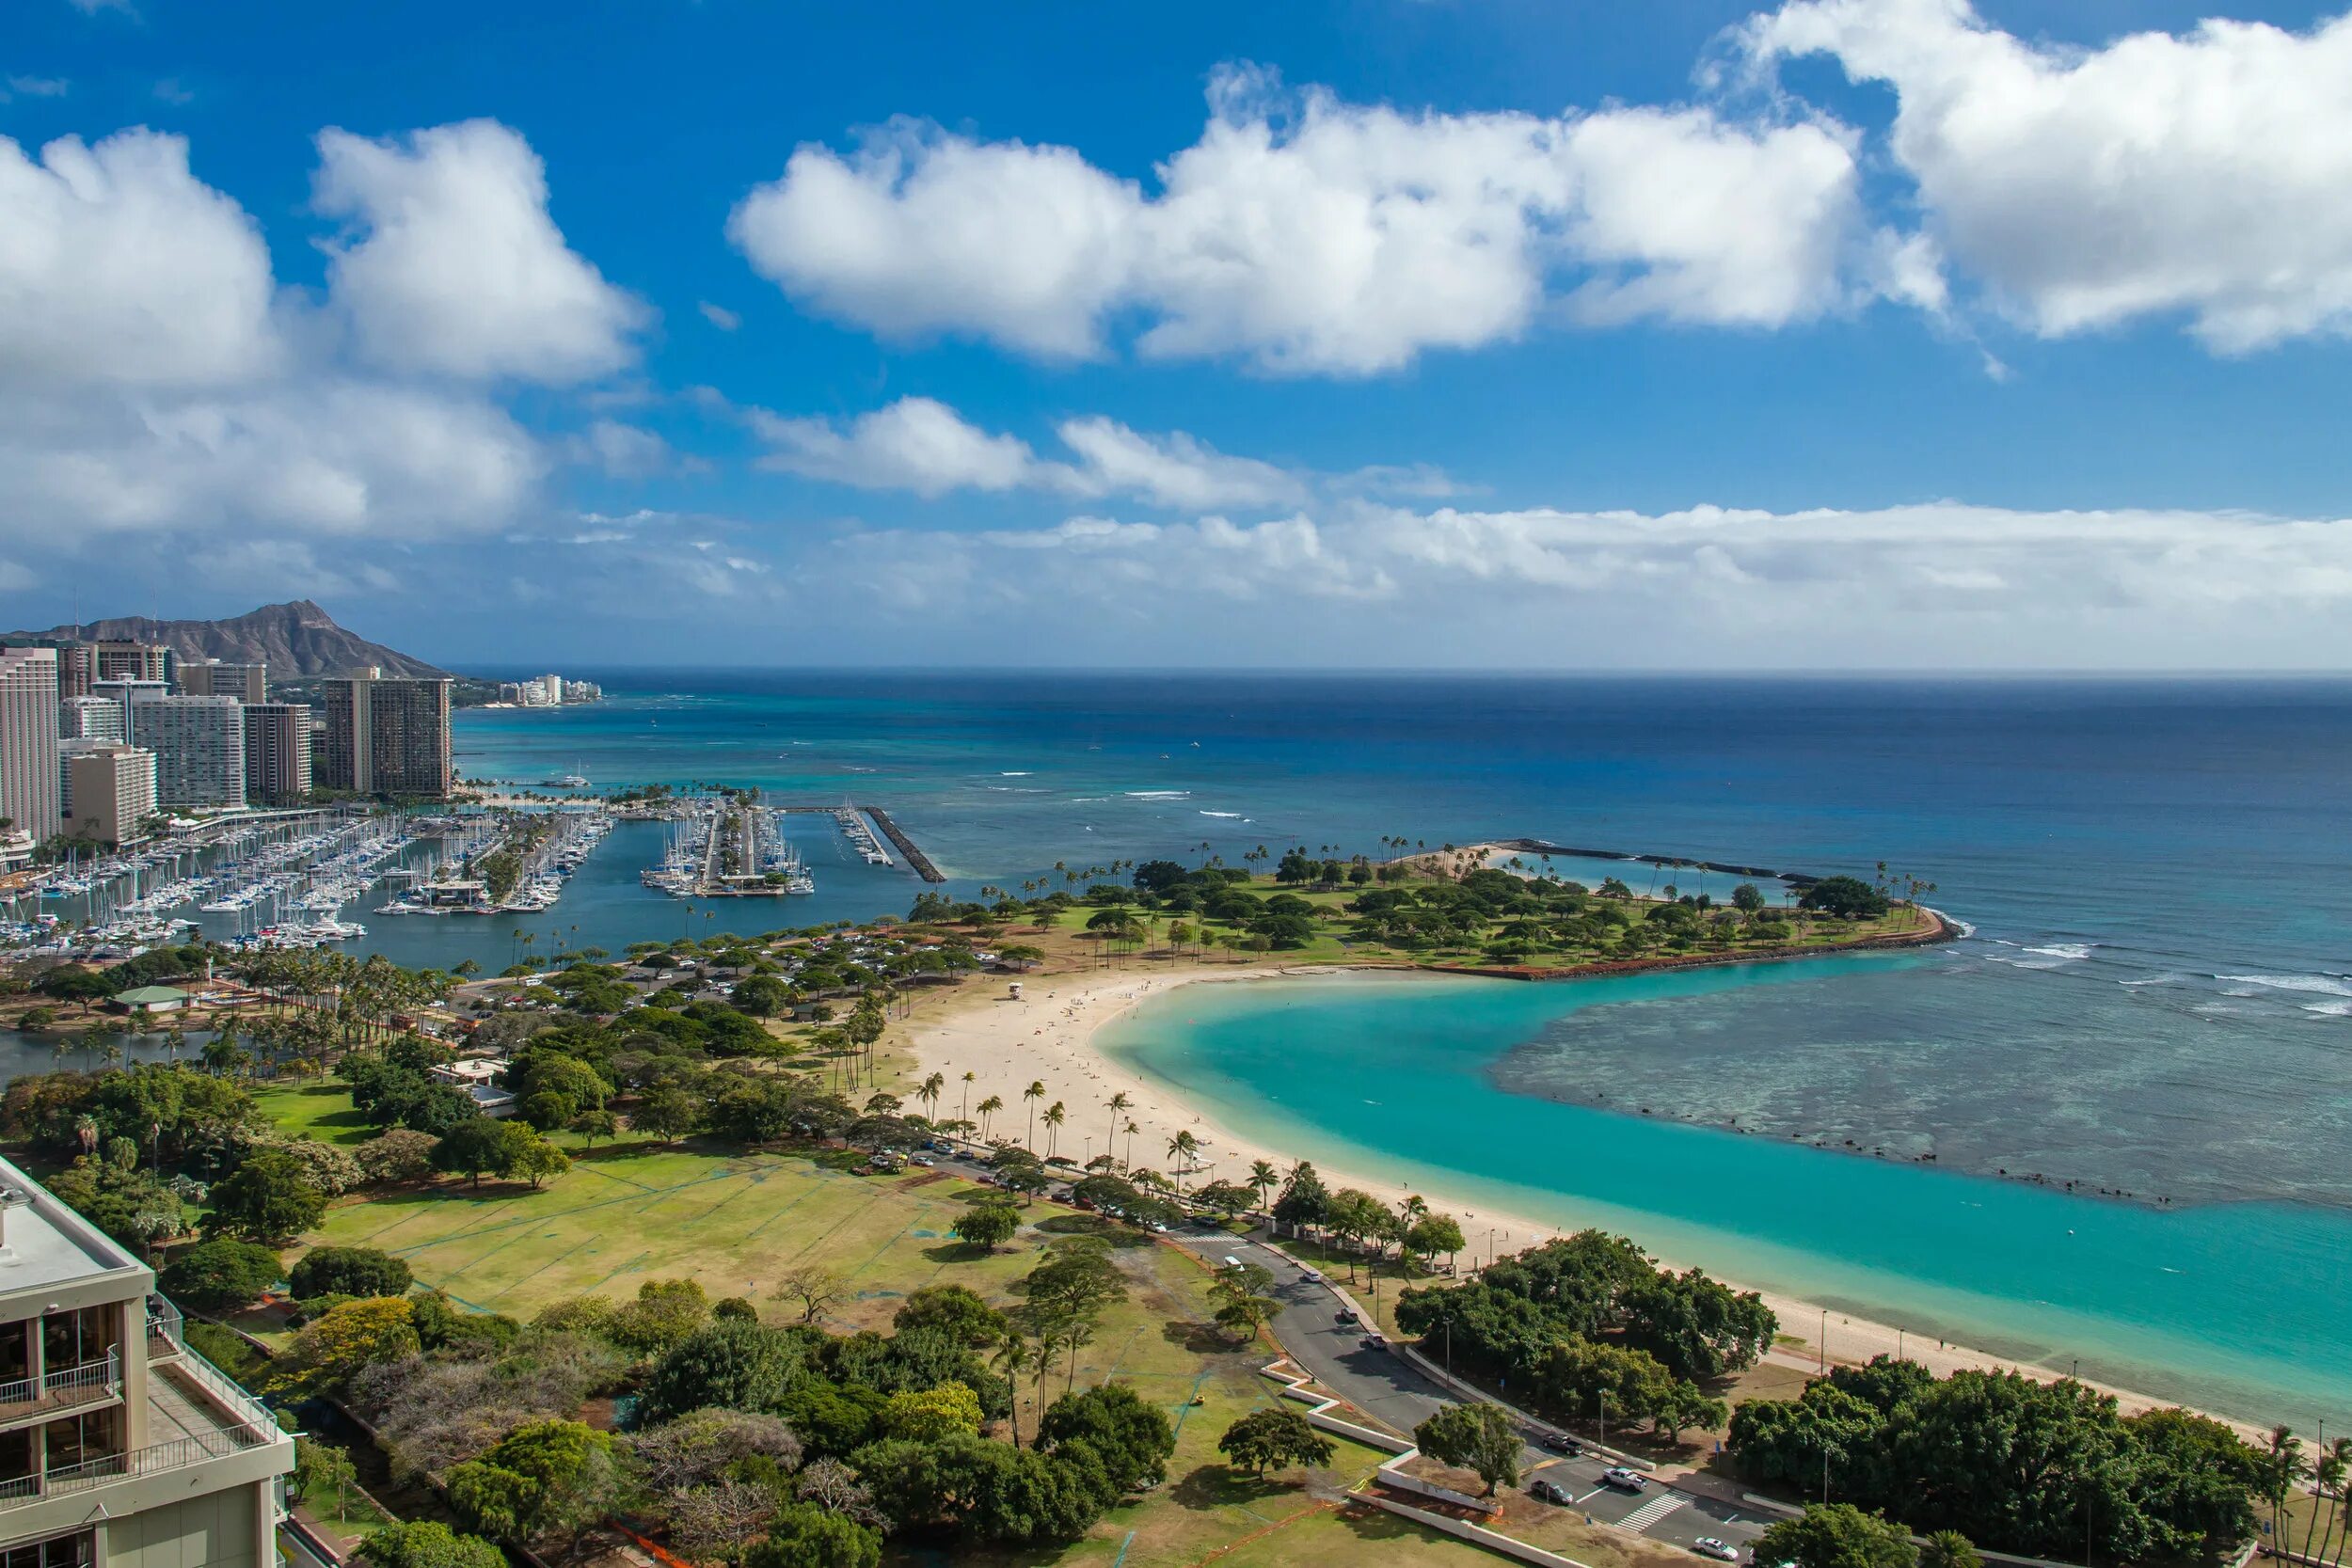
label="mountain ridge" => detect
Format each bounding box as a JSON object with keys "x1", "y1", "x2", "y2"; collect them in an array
[{"x1": 6, "y1": 600, "x2": 449, "y2": 682}]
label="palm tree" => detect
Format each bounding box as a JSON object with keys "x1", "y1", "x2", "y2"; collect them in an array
[
  {"x1": 1104, "y1": 1091, "x2": 1131, "y2": 1158},
  {"x1": 1918, "y1": 1531, "x2": 1979, "y2": 1568},
  {"x1": 976, "y1": 1095, "x2": 1003, "y2": 1141},
  {"x1": 1166, "y1": 1130, "x2": 1200, "y2": 1193},
  {"x1": 991, "y1": 1336, "x2": 1034, "y2": 1449},
  {"x1": 2306, "y1": 1437, "x2": 2347, "y2": 1562},
  {"x1": 917, "y1": 1071, "x2": 946, "y2": 1122},
  {"x1": 1041, "y1": 1101, "x2": 1066, "y2": 1159},
  {"x1": 1248, "y1": 1159, "x2": 1279, "y2": 1215},
  {"x1": 1123, "y1": 1119, "x2": 1139, "y2": 1171},
  {"x1": 960, "y1": 1070, "x2": 976, "y2": 1129},
  {"x1": 2269, "y1": 1426, "x2": 2312, "y2": 1552},
  {"x1": 2315, "y1": 1437, "x2": 2352, "y2": 1567},
  {"x1": 1024, "y1": 1080, "x2": 1045, "y2": 1150}
]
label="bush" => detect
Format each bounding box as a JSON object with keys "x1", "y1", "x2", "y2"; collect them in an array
[
  {"x1": 357, "y1": 1522, "x2": 507, "y2": 1568},
  {"x1": 744, "y1": 1502, "x2": 881, "y2": 1568},
  {"x1": 356, "y1": 1129, "x2": 438, "y2": 1184},
  {"x1": 160, "y1": 1238, "x2": 282, "y2": 1312},
  {"x1": 290, "y1": 1245, "x2": 411, "y2": 1301}
]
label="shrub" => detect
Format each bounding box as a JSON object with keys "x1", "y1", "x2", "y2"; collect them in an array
[
  {"x1": 159, "y1": 1238, "x2": 282, "y2": 1312},
  {"x1": 290, "y1": 1245, "x2": 411, "y2": 1301}
]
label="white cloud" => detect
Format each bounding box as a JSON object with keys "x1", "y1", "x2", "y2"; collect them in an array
[
  {"x1": 5, "y1": 76, "x2": 71, "y2": 99},
  {"x1": 567, "y1": 418, "x2": 673, "y2": 478},
  {"x1": 315, "y1": 119, "x2": 648, "y2": 382},
  {"x1": 697, "y1": 301, "x2": 740, "y2": 331},
  {"x1": 0, "y1": 128, "x2": 280, "y2": 387},
  {"x1": 1743, "y1": 0, "x2": 2352, "y2": 350},
  {"x1": 730, "y1": 65, "x2": 1864, "y2": 374},
  {"x1": 753, "y1": 397, "x2": 1036, "y2": 498},
  {"x1": 827, "y1": 499, "x2": 2352, "y2": 666},
  {"x1": 751, "y1": 396, "x2": 1310, "y2": 509}
]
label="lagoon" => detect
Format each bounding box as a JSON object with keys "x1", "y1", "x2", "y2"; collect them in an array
[{"x1": 1100, "y1": 963, "x2": 2352, "y2": 1430}]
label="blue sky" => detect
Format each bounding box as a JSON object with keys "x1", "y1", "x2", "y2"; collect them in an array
[{"x1": 5, "y1": 0, "x2": 2352, "y2": 668}]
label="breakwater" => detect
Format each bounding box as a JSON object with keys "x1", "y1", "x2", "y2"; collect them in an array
[
  {"x1": 1496, "y1": 837, "x2": 1820, "y2": 885},
  {"x1": 862, "y1": 807, "x2": 944, "y2": 882}
]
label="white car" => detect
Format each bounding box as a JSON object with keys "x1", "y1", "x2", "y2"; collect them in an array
[
  {"x1": 1693, "y1": 1540, "x2": 1739, "y2": 1561},
  {"x1": 1601, "y1": 1467, "x2": 1647, "y2": 1492}
]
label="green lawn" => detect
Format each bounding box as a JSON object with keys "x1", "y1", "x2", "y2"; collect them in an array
[
  {"x1": 293, "y1": 1122, "x2": 1493, "y2": 1567},
  {"x1": 253, "y1": 1081, "x2": 377, "y2": 1147}
]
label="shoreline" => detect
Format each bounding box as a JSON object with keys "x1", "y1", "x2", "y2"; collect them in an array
[{"x1": 904, "y1": 959, "x2": 2265, "y2": 1440}]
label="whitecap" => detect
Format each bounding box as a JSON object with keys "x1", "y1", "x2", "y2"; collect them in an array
[
  {"x1": 2023, "y1": 943, "x2": 2094, "y2": 960},
  {"x1": 2118, "y1": 973, "x2": 2188, "y2": 988},
  {"x1": 1199, "y1": 810, "x2": 1243, "y2": 818},
  {"x1": 2302, "y1": 1000, "x2": 2352, "y2": 1018},
  {"x1": 2217, "y1": 972, "x2": 2352, "y2": 998},
  {"x1": 1001, "y1": 771, "x2": 1031, "y2": 777},
  {"x1": 1068, "y1": 797, "x2": 1108, "y2": 803},
  {"x1": 1125, "y1": 790, "x2": 1191, "y2": 800}
]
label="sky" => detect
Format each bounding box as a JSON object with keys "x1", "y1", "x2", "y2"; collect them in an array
[{"x1": 6, "y1": 0, "x2": 2352, "y2": 670}]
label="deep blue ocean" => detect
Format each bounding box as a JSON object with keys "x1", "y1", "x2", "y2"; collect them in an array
[{"x1": 39, "y1": 671, "x2": 2352, "y2": 1422}]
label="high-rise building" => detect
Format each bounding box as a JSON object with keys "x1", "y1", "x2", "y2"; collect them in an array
[
  {"x1": 318, "y1": 669, "x2": 452, "y2": 797},
  {"x1": 0, "y1": 648, "x2": 61, "y2": 842},
  {"x1": 124, "y1": 695, "x2": 244, "y2": 809},
  {"x1": 90, "y1": 641, "x2": 169, "y2": 684},
  {"x1": 58, "y1": 696, "x2": 126, "y2": 742},
  {"x1": 60, "y1": 741, "x2": 156, "y2": 847},
  {"x1": 0, "y1": 1154, "x2": 294, "y2": 1565},
  {"x1": 91, "y1": 679, "x2": 167, "y2": 712},
  {"x1": 240, "y1": 704, "x2": 311, "y2": 806},
  {"x1": 55, "y1": 643, "x2": 94, "y2": 701},
  {"x1": 177, "y1": 661, "x2": 266, "y2": 704}
]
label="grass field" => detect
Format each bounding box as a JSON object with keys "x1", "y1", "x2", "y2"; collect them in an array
[{"x1": 276, "y1": 1100, "x2": 1498, "y2": 1568}]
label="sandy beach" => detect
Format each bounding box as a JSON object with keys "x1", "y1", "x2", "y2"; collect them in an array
[{"x1": 904, "y1": 960, "x2": 2253, "y2": 1435}]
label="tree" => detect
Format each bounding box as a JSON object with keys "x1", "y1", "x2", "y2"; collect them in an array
[
  {"x1": 205, "y1": 1148, "x2": 326, "y2": 1243},
  {"x1": 1755, "y1": 1505, "x2": 1918, "y2": 1568},
  {"x1": 894, "y1": 1284, "x2": 1005, "y2": 1348},
  {"x1": 1207, "y1": 1261, "x2": 1285, "y2": 1343},
  {"x1": 357, "y1": 1523, "x2": 508, "y2": 1568},
  {"x1": 882, "y1": 1381, "x2": 984, "y2": 1441},
  {"x1": 1918, "y1": 1531, "x2": 1981, "y2": 1568},
  {"x1": 290, "y1": 1244, "x2": 411, "y2": 1301},
  {"x1": 1415, "y1": 1403, "x2": 1522, "y2": 1497},
  {"x1": 268, "y1": 1297, "x2": 421, "y2": 1396},
  {"x1": 631, "y1": 1085, "x2": 700, "y2": 1144},
  {"x1": 569, "y1": 1108, "x2": 619, "y2": 1149},
  {"x1": 357, "y1": 1129, "x2": 438, "y2": 1184},
  {"x1": 641, "y1": 1321, "x2": 803, "y2": 1423},
  {"x1": 1798, "y1": 877, "x2": 1890, "y2": 920},
  {"x1": 1218, "y1": 1407, "x2": 1334, "y2": 1478},
  {"x1": 1733, "y1": 882, "x2": 1767, "y2": 914},
  {"x1": 448, "y1": 1418, "x2": 620, "y2": 1543},
  {"x1": 160, "y1": 1238, "x2": 283, "y2": 1312},
  {"x1": 774, "y1": 1263, "x2": 847, "y2": 1325},
  {"x1": 732, "y1": 974, "x2": 790, "y2": 1018},
  {"x1": 745, "y1": 1503, "x2": 882, "y2": 1568},
  {"x1": 951, "y1": 1201, "x2": 1021, "y2": 1254},
  {"x1": 1037, "y1": 1382, "x2": 1175, "y2": 1495},
  {"x1": 1405, "y1": 1214, "x2": 1466, "y2": 1273}
]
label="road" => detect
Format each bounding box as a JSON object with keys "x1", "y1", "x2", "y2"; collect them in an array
[
  {"x1": 926, "y1": 1143, "x2": 1779, "y2": 1560},
  {"x1": 1172, "y1": 1228, "x2": 1777, "y2": 1560}
]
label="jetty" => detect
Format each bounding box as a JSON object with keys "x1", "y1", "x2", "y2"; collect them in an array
[{"x1": 864, "y1": 808, "x2": 944, "y2": 882}]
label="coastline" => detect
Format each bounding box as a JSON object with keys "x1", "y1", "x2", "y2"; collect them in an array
[{"x1": 904, "y1": 959, "x2": 2260, "y2": 1438}]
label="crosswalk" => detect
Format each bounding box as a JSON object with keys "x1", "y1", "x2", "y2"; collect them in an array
[{"x1": 1616, "y1": 1492, "x2": 1690, "y2": 1534}]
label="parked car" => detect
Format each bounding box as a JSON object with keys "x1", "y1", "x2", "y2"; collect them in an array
[
  {"x1": 1692, "y1": 1540, "x2": 1740, "y2": 1561},
  {"x1": 1539, "y1": 1432, "x2": 1578, "y2": 1454},
  {"x1": 1532, "y1": 1478, "x2": 1574, "y2": 1505},
  {"x1": 1601, "y1": 1467, "x2": 1647, "y2": 1492},
  {"x1": 908, "y1": 1155, "x2": 935, "y2": 1167}
]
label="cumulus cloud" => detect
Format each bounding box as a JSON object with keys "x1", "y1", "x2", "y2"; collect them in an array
[
  {"x1": 0, "y1": 128, "x2": 281, "y2": 387},
  {"x1": 567, "y1": 418, "x2": 674, "y2": 478},
  {"x1": 823, "y1": 499, "x2": 2352, "y2": 666},
  {"x1": 752, "y1": 396, "x2": 1308, "y2": 509},
  {"x1": 1742, "y1": 0, "x2": 2352, "y2": 350},
  {"x1": 315, "y1": 119, "x2": 648, "y2": 382},
  {"x1": 730, "y1": 65, "x2": 1865, "y2": 374}
]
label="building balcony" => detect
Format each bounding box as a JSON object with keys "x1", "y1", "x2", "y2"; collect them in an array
[
  {"x1": 0, "y1": 1356, "x2": 119, "y2": 1426},
  {"x1": 0, "y1": 1350, "x2": 284, "y2": 1512}
]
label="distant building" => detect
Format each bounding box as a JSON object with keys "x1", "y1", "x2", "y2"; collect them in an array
[
  {"x1": 317, "y1": 668, "x2": 453, "y2": 797},
  {"x1": 90, "y1": 641, "x2": 169, "y2": 684},
  {"x1": 124, "y1": 694, "x2": 245, "y2": 809},
  {"x1": 60, "y1": 741, "x2": 157, "y2": 847},
  {"x1": 90, "y1": 678, "x2": 167, "y2": 712},
  {"x1": 58, "y1": 695, "x2": 126, "y2": 742},
  {"x1": 107, "y1": 985, "x2": 188, "y2": 1016},
  {"x1": 55, "y1": 642, "x2": 94, "y2": 700},
  {"x1": 0, "y1": 647, "x2": 61, "y2": 841},
  {"x1": 177, "y1": 660, "x2": 266, "y2": 704},
  {"x1": 241, "y1": 703, "x2": 311, "y2": 806}
]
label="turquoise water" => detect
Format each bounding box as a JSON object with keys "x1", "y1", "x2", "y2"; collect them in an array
[{"x1": 1100, "y1": 966, "x2": 2352, "y2": 1428}]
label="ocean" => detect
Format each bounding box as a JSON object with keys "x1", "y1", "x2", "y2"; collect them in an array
[{"x1": 27, "y1": 671, "x2": 2352, "y2": 1421}]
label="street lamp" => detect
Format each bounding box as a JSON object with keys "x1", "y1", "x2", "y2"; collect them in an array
[{"x1": 1819, "y1": 1307, "x2": 1828, "y2": 1374}]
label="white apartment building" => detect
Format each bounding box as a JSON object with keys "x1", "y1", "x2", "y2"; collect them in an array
[
  {"x1": 0, "y1": 650, "x2": 60, "y2": 843},
  {"x1": 123, "y1": 698, "x2": 244, "y2": 810},
  {"x1": 0, "y1": 1157, "x2": 293, "y2": 1568},
  {"x1": 58, "y1": 700, "x2": 126, "y2": 744}
]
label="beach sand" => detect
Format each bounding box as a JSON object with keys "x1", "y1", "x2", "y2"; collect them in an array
[{"x1": 903, "y1": 959, "x2": 2252, "y2": 1435}]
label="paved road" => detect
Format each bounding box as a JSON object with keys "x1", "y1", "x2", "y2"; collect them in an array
[
  {"x1": 1175, "y1": 1228, "x2": 1777, "y2": 1561},
  {"x1": 926, "y1": 1146, "x2": 1779, "y2": 1560}
]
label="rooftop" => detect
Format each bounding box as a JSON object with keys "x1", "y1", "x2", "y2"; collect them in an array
[{"x1": 0, "y1": 1157, "x2": 147, "y2": 1297}]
